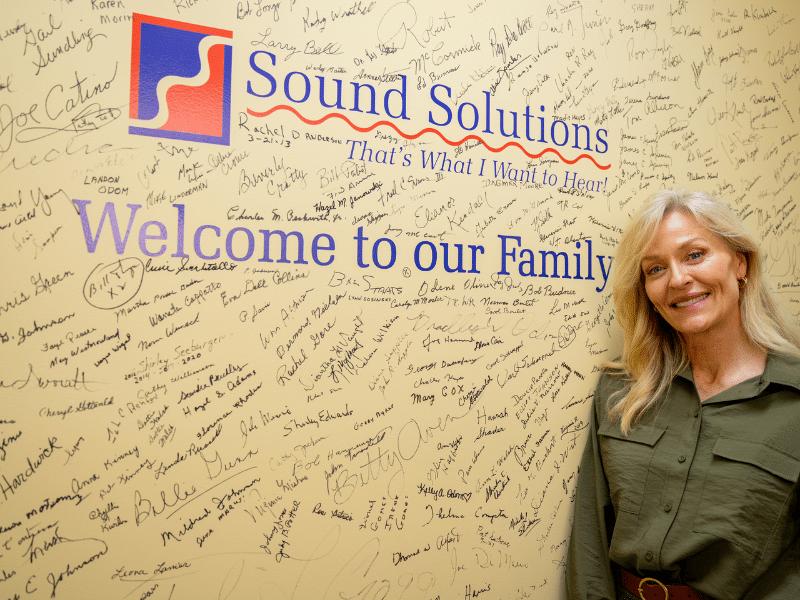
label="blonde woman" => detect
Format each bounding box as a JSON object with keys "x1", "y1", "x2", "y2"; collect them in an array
[{"x1": 566, "y1": 190, "x2": 800, "y2": 600}]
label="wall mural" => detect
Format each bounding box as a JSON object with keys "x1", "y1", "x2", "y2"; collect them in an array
[{"x1": 1, "y1": 0, "x2": 798, "y2": 598}]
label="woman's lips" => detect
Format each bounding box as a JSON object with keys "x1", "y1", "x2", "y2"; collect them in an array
[{"x1": 673, "y1": 293, "x2": 709, "y2": 308}]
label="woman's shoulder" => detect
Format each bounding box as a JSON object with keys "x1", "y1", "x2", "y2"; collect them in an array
[
  {"x1": 593, "y1": 362, "x2": 630, "y2": 398},
  {"x1": 768, "y1": 352, "x2": 800, "y2": 392},
  {"x1": 590, "y1": 364, "x2": 631, "y2": 423}
]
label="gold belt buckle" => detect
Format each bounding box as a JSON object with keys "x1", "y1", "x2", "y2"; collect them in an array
[{"x1": 638, "y1": 577, "x2": 669, "y2": 600}]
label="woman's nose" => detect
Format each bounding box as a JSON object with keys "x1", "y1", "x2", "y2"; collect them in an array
[{"x1": 668, "y1": 263, "x2": 692, "y2": 287}]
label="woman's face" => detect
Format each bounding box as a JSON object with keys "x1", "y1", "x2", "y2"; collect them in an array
[{"x1": 640, "y1": 210, "x2": 747, "y2": 342}]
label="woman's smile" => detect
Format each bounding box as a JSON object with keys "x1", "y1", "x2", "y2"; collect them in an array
[{"x1": 672, "y1": 292, "x2": 709, "y2": 308}]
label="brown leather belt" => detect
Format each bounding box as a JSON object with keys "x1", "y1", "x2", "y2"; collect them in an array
[{"x1": 620, "y1": 568, "x2": 708, "y2": 600}]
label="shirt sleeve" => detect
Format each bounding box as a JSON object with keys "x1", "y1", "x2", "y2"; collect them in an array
[
  {"x1": 565, "y1": 378, "x2": 617, "y2": 600},
  {"x1": 741, "y1": 529, "x2": 800, "y2": 599}
]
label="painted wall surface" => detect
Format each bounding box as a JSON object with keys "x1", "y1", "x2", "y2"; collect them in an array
[{"x1": 1, "y1": 1, "x2": 798, "y2": 599}]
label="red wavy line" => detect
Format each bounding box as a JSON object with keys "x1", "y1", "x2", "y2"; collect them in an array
[{"x1": 247, "y1": 105, "x2": 611, "y2": 170}]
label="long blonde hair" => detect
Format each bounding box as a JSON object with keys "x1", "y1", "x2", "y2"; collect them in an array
[{"x1": 605, "y1": 189, "x2": 800, "y2": 433}]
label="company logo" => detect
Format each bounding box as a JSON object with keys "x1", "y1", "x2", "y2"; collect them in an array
[{"x1": 129, "y1": 13, "x2": 233, "y2": 145}]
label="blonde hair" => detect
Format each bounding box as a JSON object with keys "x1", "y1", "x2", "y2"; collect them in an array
[{"x1": 605, "y1": 189, "x2": 800, "y2": 433}]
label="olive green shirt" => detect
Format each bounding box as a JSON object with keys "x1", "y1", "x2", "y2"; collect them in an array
[{"x1": 566, "y1": 352, "x2": 800, "y2": 600}]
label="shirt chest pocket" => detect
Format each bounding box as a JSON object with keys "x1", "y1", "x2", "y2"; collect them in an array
[
  {"x1": 693, "y1": 437, "x2": 800, "y2": 558},
  {"x1": 598, "y1": 422, "x2": 667, "y2": 515}
]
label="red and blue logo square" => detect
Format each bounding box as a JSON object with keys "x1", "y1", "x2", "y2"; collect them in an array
[{"x1": 129, "y1": 14, "x2": 233, "y2": 145}]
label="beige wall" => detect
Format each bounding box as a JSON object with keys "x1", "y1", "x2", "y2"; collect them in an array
[{"x1": 1, "y1": 0, "x2": 798, "y2": 598}]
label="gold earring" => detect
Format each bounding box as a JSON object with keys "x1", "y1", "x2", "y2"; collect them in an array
[{"x1": 738, "y1": 276, "x2": 748, "y2": 289}]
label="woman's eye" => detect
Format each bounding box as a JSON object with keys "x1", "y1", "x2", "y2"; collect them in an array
[
  {"x1": 688, "y1": 250, "x2": 704, "y2": 260},
  {"x1": 646, "y1": 265, "x2": 664, "y2": 275}
]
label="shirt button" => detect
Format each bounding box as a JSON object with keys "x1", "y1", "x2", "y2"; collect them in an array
[
  {"x1": 678, "y1": 456, "x2": 686, "y2": 463},
  {"x1": 693, "y1": 409, "x2": 699, "y2": 417},
  {"x1": 645, "y1": 551, "x2": 654, "y2": 561},
  {"x1": 664, "y1": 503, "x2": 672, "y2": 513}
]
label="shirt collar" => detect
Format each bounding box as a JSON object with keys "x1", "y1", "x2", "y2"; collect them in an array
[{"x1": 676, "y1": 351, "x2": 800, "y2": 403}]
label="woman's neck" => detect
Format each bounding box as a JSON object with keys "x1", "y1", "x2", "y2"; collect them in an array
[{"x1": 684, "y1": 327, "x2": 767, "y2": 401}]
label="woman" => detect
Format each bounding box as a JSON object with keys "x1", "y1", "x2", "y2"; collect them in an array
[{"x1": 566, "y1": 190, "x2": 800, "y2": 600}]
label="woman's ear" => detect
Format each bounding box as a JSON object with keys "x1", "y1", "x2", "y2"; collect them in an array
[{"x1": 736, "y1": 251, "x2": 748, "y2": 280}]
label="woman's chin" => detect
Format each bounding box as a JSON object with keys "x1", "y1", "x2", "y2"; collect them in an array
[{"x1": 667, "y1": 316, "x2": 713, "y2": 338}]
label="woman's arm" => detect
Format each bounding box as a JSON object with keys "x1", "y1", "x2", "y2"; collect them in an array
[
  {"x1": 565, "y1": 381, "x2": 617, "y2": 600},
  {"x1": 742, "y1": 528, "x2": 800, "y2": 599}
]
